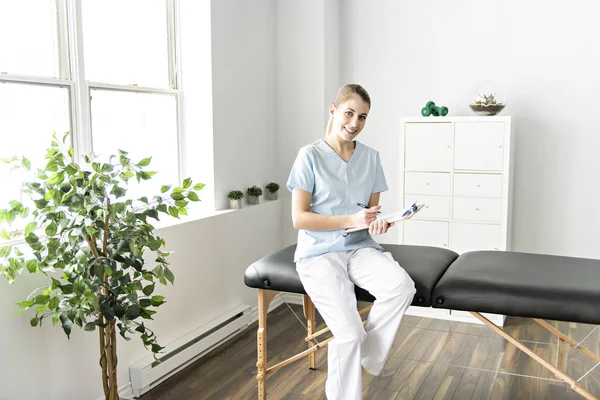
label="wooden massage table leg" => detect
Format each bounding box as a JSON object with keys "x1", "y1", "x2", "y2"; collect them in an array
[
  {"x1": 471, "y1": 312, "x2": 598, "y2": 400},
  {"x1": 302, "y1": 295, "x2": 317, "y2": 370},
  {"x1": 257, "y1": 289, "x2": 279, "y2": 400},
  {"x1": 533, "y1": 318, "x2": 600, "y2": 373}
]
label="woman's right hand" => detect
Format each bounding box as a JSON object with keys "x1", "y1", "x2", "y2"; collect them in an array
[{"x1": 351, "y1": 205, "x2": 381, "y2": 227}]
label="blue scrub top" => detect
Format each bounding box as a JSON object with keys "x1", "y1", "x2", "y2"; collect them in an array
[{"x1": 286, "y1": 138, "x2": 388, "y2": 262}]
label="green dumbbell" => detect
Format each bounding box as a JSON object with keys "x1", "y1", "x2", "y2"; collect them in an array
[{"x1": 421, "y1": 101, "x2": 449, "y2": 117}]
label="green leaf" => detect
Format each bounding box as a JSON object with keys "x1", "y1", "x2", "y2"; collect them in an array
[
  {"x1": 139, "y1": 299, "x2": 152, "y2": 307},
  {"x1": 30, "y1": 317, "x2": 40, "y2": 327},
  {"x1": 60, "y1": 314, "x2": 72, "y2": 338},
  {"x1": 25, "y1": 232, "x2": 39, "y2": 245},
  {"x1": 5, "y1": 211, "x2": 15, "y2": 224},
  {"x1": 126, "y1": 304, "x2": 141, "y2": 319},
  {"x1": 44, "y1": 189, "x2": 57, "y2": 202},
  {"x1": 151, "y1": 295, "x2": 166, "y2": 306},
  {"x1": 119, "y1": 171, "x2": 134, "y2": 180},
  {"x1": 24, "y1": 222, "x2": 37, "y2": 236},
  {"x1": 138, "y1": 157, "x2": 152, "y2": 167},
  {"x1": 160, "y1": 185, "x2": 171, "y2": 193},
  {"x1": 48, "y1": 297, "x2": 59, "y2": 310},
  {"x1": 17, "y1": 300, "x2": 35, "y2": 309},
  {"x1": 164, "y1": 267, "x2": 175, "y2": 284},
  {"x1": 0, "y1": 246, "x2": 10, "y2": 257},
  {"x1": 84, "y1": 322, "x2": 96, "y2": 331},
  {"x1": 187, "y1": 192, "x2": 200, "y2": 202},
  {"x1": 148, "y1": 239, "x2": 162, "y2": 251},
  {"x1": 182, "y1": 178, "x2": 192, "y2": 189},
  {"x1": 9, "y1": 200, "x2": 22, "y2": 211},
  {"x1": 168, "y1": 206, "x2": 179, "y2": 218},
  {"x1": 151, "y1": 343, "x2": 165, "y2": 353},
  {"x1": 75, "y1": 249, "x2": 87, "y2": 263},
  {"x1": 193, "y1": 183, "x2": 205, "y2": 191},
  {"x1": 45, "y1": 222, "x2": 58, "y2": 236},
  {"x1": 170, "y1": 192, "x2": 185, "y2": 201},
  {"x1": 48, "y1": 172, "x2": 65, "y2": 185},
  {"x1": 34, "y1": 295, "x2": 49, "y2": 305},
  {"x1": 26, "y1": 260, "x2": 39, "y2": 273},
  {"x1": 114, "y1": 304, "x2": 126, "y2": 319},
  {"x1": 101, "y1": 163, "x2": 113, "y2": 172},
  {"x1": 85, "y1": 226, "x2": 99, "y2": 236},
  {"x1": 142, "y1": 283, "x2": 155, "y2": 296},
  {"x1": 0, "y1": 229, "x2": 10, "y2": 240},
  {"x1": 100, "y1": 302, "x2": 115, "y2": 320},
  {"x1": 21, "y1": 157, "x2": 31, "y2": 170}
]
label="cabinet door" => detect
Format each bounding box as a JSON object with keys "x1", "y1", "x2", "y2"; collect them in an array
[
  {"x1": 451, "y1": 222, "x2": 501, "y2": 253},
  {"x1": 405, "y1": 123, "x2": 452, "y2": 171},
  {"x1": 403, "y1": 220, "x2": 449, "y2": 248},
  {"x1": 404, "y1": 194, "x2": 450, "y2": 220},
  {"x1": 405, "y1": 172, "x2": 451, "y2": 196},
  {"x1": 453, "y1": 173, "x2": 503, "y2": 198},
  {"x1": 454, "y1": 122, "x2": 504, "y2": 171},
  {"x1": 452, "y1": 197, "x2": 502, "y2": 222}
]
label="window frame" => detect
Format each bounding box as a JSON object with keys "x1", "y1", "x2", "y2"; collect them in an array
[{"x1": 0, "y1": 0, "x2": 183, "y2": 244}]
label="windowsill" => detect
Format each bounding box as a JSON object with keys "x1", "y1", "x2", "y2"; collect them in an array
[
  {"x1": 153, "y1": 198, "x2": 281, "y2": 230},
  {"x1": 0, "y1": 199, "x2": 281, "y2": 246}
]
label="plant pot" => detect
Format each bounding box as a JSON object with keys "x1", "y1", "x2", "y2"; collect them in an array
[
  {"x1": 247, "y1": 196, "x2": 260, "y2": 205},
  {"x1": 230, "y1": 199, "x2": 242, "y2": 209},
  {"x1": 265, "y1": 191, "x2": 278, "y2": 201}
]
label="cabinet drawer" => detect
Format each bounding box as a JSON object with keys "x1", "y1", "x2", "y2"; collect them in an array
[
  {"x1": 405, "y1": 123, "x2": 452, "y2": 171},
  {"x1": 454, "y1": 122, "x2": 505, "y2": 171},
  {"x1": 404, "y1": 195, "x2": 450, "y2": 219},
  {"x1": 451, "y1": 222, "x2": 501, "y2": 253},
  {"x1": 453, "y1": 173, "x2": 503, "y2": 198},
  {"x1": 405, "y1": 172, "x2": 451, "y2": 196},
  {"x1": 403, "y1": 220, "x2": 449, "y2": 248},
  {"x1": 453, "y1": 197, "x2": 502, "y2": 222}
]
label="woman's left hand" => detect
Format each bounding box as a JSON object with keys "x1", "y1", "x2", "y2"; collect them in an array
[{"x1": 368, "y1": 219, "x2": 394, "y2": 235}]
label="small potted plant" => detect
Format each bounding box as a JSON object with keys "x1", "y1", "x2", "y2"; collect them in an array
[
  {"x1": 265, "y1": 182, "x2": 280, "y2": 201},
  {"x1": 247, "y1": 185, "x2": 262, "y2": 205},
  {"x1": 227, "y1": 190, "x2": 244, "y2": 209}
]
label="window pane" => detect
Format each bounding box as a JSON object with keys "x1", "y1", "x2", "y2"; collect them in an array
[
  {"x1": 90, "y1": 89, "x2": 179, "y2": 199},
  {"x1": 82, "y1": 0, "x2": 170, "y2": 88},
  {"x1": 0, "y1": 82, "x2": 71, "y2": 225},
  {"x1": 0, "y1": 0, "x2": 59, "y2": 77}
]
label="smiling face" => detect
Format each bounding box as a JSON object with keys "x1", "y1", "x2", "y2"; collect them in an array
[{"x1": 329, "y1": 93, "x2": 370, "y2": 142}]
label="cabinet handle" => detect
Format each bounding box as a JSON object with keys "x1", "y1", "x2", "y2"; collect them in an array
[
  {"x1": 475, "y1": 208, "x2": 480, "y2": 211},
  {"x1": 443, "y1": 244, "x2": 447, "y2": 247},
  {"x1": 494, "y1": 247, "x2": 498, "y2": 250},
  {"x1": 476, "y1": 184, "x2": 480, "y2": 187},
  {"x1": 498, "y1": 145, "x2": 503, "y2": 148},
  {"x1": 426, "y1": 182, "x2": 430, "y2": 186}
]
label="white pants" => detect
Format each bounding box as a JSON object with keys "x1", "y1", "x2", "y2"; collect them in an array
[{"x1": 296, "y1": 247, "x2": 416, "y2": 400}]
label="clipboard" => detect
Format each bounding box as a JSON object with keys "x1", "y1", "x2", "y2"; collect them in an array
[{"x1": 342, "y1": 202, "x2": 425, "y2": 236}]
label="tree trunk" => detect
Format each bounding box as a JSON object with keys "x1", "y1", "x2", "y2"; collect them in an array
[{"x1": 100, "y1": 317, "x2": 119, "y2": 400}]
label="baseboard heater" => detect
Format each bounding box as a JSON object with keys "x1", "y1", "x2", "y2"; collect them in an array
[{"x1": 129, "y1": 304, "x2": 252, "y2": 397}]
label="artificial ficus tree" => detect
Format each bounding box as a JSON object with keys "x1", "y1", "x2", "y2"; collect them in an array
[{"x1": 0, "y1": 134, "x2": 204, "y2": 400}]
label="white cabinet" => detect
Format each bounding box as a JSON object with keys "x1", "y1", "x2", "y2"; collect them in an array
[{"x1": 400, "y1": 116, "x2": 514, "y2": 327}]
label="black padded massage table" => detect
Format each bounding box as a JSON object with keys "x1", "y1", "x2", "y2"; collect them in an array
[{"x1": 244, "y1": 244, "x2": 600, "y2": 399}]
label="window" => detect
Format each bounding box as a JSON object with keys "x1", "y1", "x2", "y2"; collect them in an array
[{"x1": 0, "y1": 0, "x2": 181, "y2": 237}]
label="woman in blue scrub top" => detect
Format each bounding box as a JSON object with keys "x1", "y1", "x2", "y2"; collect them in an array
[{"x1": 287, "y1": 84, "x2": 416, "y2": 400}]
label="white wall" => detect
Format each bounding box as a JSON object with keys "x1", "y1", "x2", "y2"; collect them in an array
[
  {"x1": 276, "y1": 0, "x2": 342, "y2": 246},
  {"x1": 340, "y1": 0, "x2": 600, "y2": 258},
  {"x1": 211, "y1": 0, "x2": 278, "y2": 211}
]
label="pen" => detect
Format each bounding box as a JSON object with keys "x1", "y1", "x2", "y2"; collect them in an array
[{"x1": 356, "y1": 202, "x2": 382, "y2": 214}]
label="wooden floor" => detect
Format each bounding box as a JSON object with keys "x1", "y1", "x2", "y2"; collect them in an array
[{"x1": 141, "y1": 303, "x2": 600, "y2": 400}]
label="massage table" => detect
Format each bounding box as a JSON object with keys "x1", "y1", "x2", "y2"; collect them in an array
[{"x1": 244, "y1": 244, "x2": 600, "y2": 399}]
